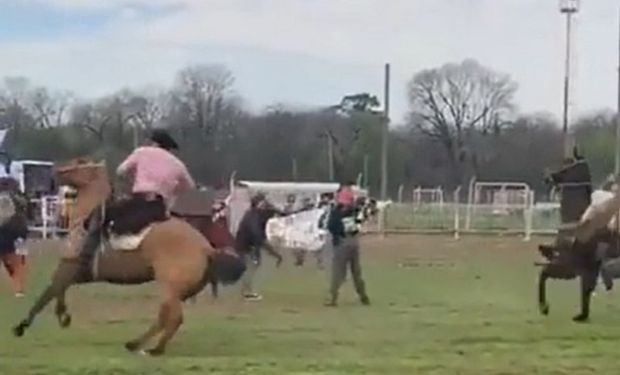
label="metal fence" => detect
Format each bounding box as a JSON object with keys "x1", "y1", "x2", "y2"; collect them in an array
[
  {"x1": 28, "y1": 187, "x2": 562, "y2": 241},
  {"x1": 28, "y1": 196, "x2": 69, "y2": 239},
  {"x1": 368, "y1": 184, "x2": 561, "y2": 240}
]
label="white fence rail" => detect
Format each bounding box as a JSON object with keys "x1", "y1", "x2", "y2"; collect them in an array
[
  {"x1": 369, "y1": 183, "x2": 560, "y2": 241},
  {"x1": 26, "y1": 186, "x2": 562, "y2": 241},
  {"x1": 28, "y1": 196, "x2": 69, "y2": 239}
]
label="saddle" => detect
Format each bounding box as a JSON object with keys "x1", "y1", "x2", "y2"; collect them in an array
[{"x1": 106, "y1": 189, "x2": 215, "y2": 252}]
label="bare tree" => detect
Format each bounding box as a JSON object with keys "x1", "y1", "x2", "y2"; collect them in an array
[
  {"x1": 407, "y1": 59, "x2": 517, "y2": 185},
  {"x1": 125, "y1": 94, "x2": 163, "y2": 131},
  {"x1": 69, "y1": 101, "x2": 111, "y2": 143},
  {"x1": 29, "y1": 87, "x2": 73, "y2": 128},
  {"x1": 0, "y1": 77, "x2": 34, "y2": 131},
  {"x1": 173, "y1": 64, "x2": 235, "y2": 146}
]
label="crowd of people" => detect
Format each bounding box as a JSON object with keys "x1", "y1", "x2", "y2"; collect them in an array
[{"x1": 210, "y1": 180, "x2": 370, "y2": 305}]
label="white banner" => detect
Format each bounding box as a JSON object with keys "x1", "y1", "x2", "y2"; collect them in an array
[{"x1": 266, "y1": 207, "x2": 329, "y2": 252}]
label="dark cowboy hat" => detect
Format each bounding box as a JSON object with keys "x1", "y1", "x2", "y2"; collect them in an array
[{"x1": 150, "y1": 129, "x2": 179, "y2": 151}]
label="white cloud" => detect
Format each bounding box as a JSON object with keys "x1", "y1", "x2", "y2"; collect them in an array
[
  {"x1": 1, "y1": 0, "x2": 618, "y2": 122},
  {"x1": 20, "y1": 0, "x2": 191, "y2": 10}
]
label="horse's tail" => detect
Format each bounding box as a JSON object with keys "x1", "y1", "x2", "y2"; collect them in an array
[
  {"x1": 208, "y1": 250, "x2": 246, "y2": 285},
  {"x1": 181, "y1": 249, "x2": 246, "y2": 301}
]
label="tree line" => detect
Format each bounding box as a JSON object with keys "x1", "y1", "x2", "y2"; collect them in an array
[{"x1": 0, "y1": 60, "x2": 616, "y2": 198}]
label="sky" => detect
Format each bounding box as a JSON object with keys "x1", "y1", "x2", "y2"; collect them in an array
[{"x1": 0, "y1": 0, "x2": 618, "y2": 124}]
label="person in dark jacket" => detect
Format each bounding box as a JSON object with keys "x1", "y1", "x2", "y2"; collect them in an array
[
  {"x1": 235, "y1": 194, "x2": 282, "y2": 301},
  {"x1": 0, "y1": 180, "x2": 29, "y2": 297},
  {"x1": 325, "y1": 202, "x2": 370, "y2": 307}
]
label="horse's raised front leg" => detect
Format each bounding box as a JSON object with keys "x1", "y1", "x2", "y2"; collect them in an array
[
  {"x1": 12, "y1": 259, "x2": 81, "y2": 337},
  {"x1": 537, "y1": 262, "x2": 577, "y2": 316}
]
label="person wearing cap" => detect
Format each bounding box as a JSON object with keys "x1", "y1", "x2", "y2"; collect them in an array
[
  {"x1": 336, "y1": 181, "x2": 356, "y2": 208},
  {"x1": 235, "y1": 193, "x2": 283, "y2": 301},
  {"x1": 76, "y1": 130, "x2": 196, "y2": 263},
  {"x1": 116, "y1": 129, "x2": 195, "y2": 213},
  {"x1": 325, "y1": 186, "x2": 370, "y2": 307}
]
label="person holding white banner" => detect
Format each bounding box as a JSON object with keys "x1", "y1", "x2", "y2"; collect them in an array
[{"x1": 325, "y1": 192, "x2": 370, "y2": 307}]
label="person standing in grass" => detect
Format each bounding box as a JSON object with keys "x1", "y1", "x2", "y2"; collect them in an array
[
  {"x1": 0, "y1": 177, "x2": 29, "y2": 297},
  {"x1": 235, "y1": 194, "x2": 283, "y2": 301},
  {"x1": 325, "y1": 193, "x2": 370, "y2": 307}
]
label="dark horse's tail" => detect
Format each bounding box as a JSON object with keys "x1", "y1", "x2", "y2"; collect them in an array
[{"x1": 183, "y1": 250, "x2": 246, "y2": 301}]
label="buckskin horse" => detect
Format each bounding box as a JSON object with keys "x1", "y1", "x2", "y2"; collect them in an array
[
  {"x1": 537, "y1": 153, "x2": 620, "y2": 322},
  {"x1": 11, "y1": 158, "x2": 245, "y2": 355}
]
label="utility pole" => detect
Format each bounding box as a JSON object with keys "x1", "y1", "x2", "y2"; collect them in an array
[
  {"x1": 615, "y1": 6, "x2": 620, "y2": 175},
  {"x1": 131, "y1": 118, "x2": 139, "y2": 149},
  {"x1": 292, "y1": 158, "x2": 298, "y2": 181},
  {"x1": 559, "y1": 0, "x2": 579, "y2": 159},
  {"x1": 380, "y1": 63, "x2": 390, "y2": 200},
  {"x1": 327, "y1": 131, "x2": 335, "y2": 181},
  {"x1": 363, "y1": 154, "x2": 369, "y2": 188}
]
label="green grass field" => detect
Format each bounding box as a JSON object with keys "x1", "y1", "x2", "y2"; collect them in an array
[{"x1": 1, "y1": 235, "x2": 620, "y2": 374}]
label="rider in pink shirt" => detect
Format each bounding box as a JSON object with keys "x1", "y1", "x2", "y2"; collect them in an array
[
  {"x1": 113, "y1": 130, "x2": 195, "y2": 235},
  {"x1": 117, "y1": 130, "x2": 195, "y2": 208}
]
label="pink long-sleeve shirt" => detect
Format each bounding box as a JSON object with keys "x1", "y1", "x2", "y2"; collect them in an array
[{"x1": 116, "y1": 146, "x2": 196, "y2": 202}]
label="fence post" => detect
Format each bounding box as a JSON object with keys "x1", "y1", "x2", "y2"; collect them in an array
[
  {"x1": 465, "y1": 177, "x2": 476, "y2": 231},
  {"x1": 523, "y1": 190, "x2": 534, "y2": 241},
  {"x1": 453, "y1": 186, "x2": 462, "y2": 240},
  {"x1": 41, "y1": 197, "x2": 48, "y2": 239},
  {"x1": 379, "y1": 203, "x2": 387, "y2": 238}
]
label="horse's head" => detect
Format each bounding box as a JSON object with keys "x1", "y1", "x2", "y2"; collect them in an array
[
  {"x1": 54, "y1": 158, "x2": 111, "y2": 223},
  {"x1": 55, "y1": 157, "x2": 108, "y2": 190},
  {"x1": 547, "y1": 158, "x2": 588, "y2": 187},
  {"x1": 545, "y1": 155, "x2": 592, "y2": 224}
]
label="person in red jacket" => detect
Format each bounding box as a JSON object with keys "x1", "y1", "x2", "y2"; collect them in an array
[{"x1": 336, "y1": 181, "x2": 355, "y2": 209}]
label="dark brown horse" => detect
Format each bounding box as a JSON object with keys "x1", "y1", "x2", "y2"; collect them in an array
[{"x1": 537, "y1": 155, "x2": 619, "y2": 322}]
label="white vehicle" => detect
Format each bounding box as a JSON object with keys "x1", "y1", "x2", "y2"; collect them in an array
[{"x1": 0, "y1": 154, "x2": 56, "y2": 197}]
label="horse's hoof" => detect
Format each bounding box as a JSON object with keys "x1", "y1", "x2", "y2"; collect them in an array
[
  {"x1": 12, "y1": 323, "x2": 26, "y2": 337},
  {"x1": 124, "y1": 341, "x2": 140, "y2": 353},
  {"x1": 572, "y1": 314, "x2": 589, "y2": 323},
  {"x1": 146, "y1": 348, "x2": 165, "y2": 357},
  {"x1": 59, "y1": 314, "x2": 72, "y2": 328},
  {"x1": 539, "y1": 304, "x2": 549, "y2": 316}
]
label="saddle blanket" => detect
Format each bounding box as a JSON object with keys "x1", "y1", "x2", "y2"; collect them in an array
[
  {"x1": 108, "y1": 226, "x2": 153, "y2": 251},
  {"x1": 266, "y1": 208, "x2": 329, "y2": 252}
]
